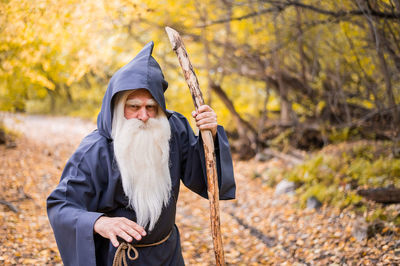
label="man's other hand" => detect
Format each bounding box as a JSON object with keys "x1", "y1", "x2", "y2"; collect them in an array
[
  {"x1": 94, "y1": 216, "x2": 147, "y2": 247},
  {"x1": 192, "y1": 105, "x2": 217, "y2": 138}
]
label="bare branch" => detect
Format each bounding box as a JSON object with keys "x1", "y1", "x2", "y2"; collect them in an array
[{"x1": 197, "y1": 0, "x2": 400, "y2": 28}]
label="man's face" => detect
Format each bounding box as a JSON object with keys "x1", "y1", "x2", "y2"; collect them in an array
[{"x1": 124, "y1": 89, "x2": 158, "y2": 122}]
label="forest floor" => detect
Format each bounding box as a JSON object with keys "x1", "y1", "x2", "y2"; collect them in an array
[{"x1": 0, "y1": 113, "x2": 399, "y2": 265}]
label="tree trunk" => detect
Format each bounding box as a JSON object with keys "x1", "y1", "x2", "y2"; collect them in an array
[
  {"x1": 62, "y1": 83, "x2": 73, "y2": 104},
  {"x1": 273, "y1": 15, "x2": 293, "y2": 124},
  {"x1": 358, "y1": 187, "x2": 400, "y2": 204},
  {"x1": 363, "y1": 3, "x2": 399, "y2": 127},
  {"x1": 210, "y1": 82, "x2": 258, "y2": 158},
  {"x1": 0, "y1": 124, "x2": 6, "y2": 145},
  {"x1": 257, "y1": 80, "x2": 270, "y2": 153},
  {"x1": 296, "y1": 7, "x2": 307, "y2": 86},
  {"x1": 197, "y1": 3, "x2": 213, "y2": 106},
  {"x1": 46, "y1": 88, "x2": 56, "y2": 112}
]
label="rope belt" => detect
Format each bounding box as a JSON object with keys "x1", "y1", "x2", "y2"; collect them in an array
[{"x1": 112, "y1": 230, "x2": 172, "y2": 266}]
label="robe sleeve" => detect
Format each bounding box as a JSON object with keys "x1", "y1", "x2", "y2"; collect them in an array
[
  {"x1": 177, "y1": 114, "x2": 236, "y2": 200},
  {"x1": 47, "y1": 143, "x2": 104, "y2": 266}
]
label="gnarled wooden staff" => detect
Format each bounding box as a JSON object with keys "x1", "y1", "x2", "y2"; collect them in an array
[{"x1": 165, "y1": 26, "x2": 225, "y2": 266}]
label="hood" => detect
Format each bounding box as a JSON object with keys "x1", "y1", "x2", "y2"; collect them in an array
[{"x1": 97, "y1": 41, "x2": 171, "y2": 140}]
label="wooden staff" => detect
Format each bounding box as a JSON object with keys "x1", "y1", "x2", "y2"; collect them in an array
[{"x1": 165, "y1": 26, "x2": 225, "y2": 266}]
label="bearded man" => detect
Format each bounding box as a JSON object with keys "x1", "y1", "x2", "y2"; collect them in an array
[{"x1": 47, "y1": 41, "x2": 235, "y2": 266}]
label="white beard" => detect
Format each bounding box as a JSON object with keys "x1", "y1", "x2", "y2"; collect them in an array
[{"x1": 112, "y1": 95, "x2": 172, "y2": 231}]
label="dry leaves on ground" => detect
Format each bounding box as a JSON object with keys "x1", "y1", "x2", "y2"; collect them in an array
[{"x1": 0, "y1": 114, "x2": 399, "y2": 265}]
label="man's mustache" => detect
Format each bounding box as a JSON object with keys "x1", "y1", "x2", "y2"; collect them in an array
[{"x1": 125, "y1": 118, "x2": 155, "y2": 130}]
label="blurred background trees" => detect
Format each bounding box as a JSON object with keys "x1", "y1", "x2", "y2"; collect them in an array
[{"x1": 1, "y1": 0, "x2": 399, "y2": 158}]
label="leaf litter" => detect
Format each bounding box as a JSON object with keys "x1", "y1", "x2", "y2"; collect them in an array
[{"x1": 0, "y1": 114, "x2": 399, "y2": 265}]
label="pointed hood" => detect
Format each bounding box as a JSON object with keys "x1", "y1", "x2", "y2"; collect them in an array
[{"x1": 97, "y1": 41, "x2": 171, "y2": 140}]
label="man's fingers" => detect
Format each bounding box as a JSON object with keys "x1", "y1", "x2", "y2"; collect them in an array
[
  {"x1": 196, "y1": 117, "x2": 217, "y2": 126},
  {"x1": 193, "y1": 105, "x2": 214, "y2": 117},
  {"x1": 194, "y1": 108, "x2": 218, "y2": 138},
  {"x1": 120, "y1": 223, "x2": 143, "y2": 241},
  {"x1": 198, "y1": 121, "x2": 218, "y2": 127},
  {"x1": 198, "y1": 123, "x2": 218, "y2": 131},
  {"x1": 110, "y1": 234, "x2": 120, "y2": 248},
  {"x1": 195, "y1": 112, "x2": 216, "y2": 122},
  {"x1": 122, "y1": 218, "x2": 147, "y2": 236},
  {"x1": 197, "y1": 105, "x2": 213, "y2": 113},
  {"x1": 94, "y1": 216, "x2": 147, "y2": 245},
  {"x1": 116, "y1": 229, "x2": 135, "y2": 243}
]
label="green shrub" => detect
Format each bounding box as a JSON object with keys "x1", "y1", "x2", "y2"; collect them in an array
[{"x1": 280, "y1": 141, "x2": 399, "y2": 223}]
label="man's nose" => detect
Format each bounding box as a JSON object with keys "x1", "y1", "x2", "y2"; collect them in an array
[{"x1": 137, "y1": 108, "x2": 149, "y2": 122}]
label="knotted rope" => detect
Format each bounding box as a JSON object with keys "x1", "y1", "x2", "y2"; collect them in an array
[{"x1": 112, "y1": 230, "x2": 172, "y2": 266}]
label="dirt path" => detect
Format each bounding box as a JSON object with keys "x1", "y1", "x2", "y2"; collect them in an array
[
  {"x1": 2, "y1": 113, "x2": 96, "y2": 147},
  {"x1": 0, "y1": 114, "x2": 399, "y2": 265},
  {"x1": 1, "y1": 113, "x2": 96, "y2": 265}
]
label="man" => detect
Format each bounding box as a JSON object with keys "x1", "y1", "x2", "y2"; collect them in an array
[{"x1": 47, "y1": 41, "x2": 235, "y2": 265}]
